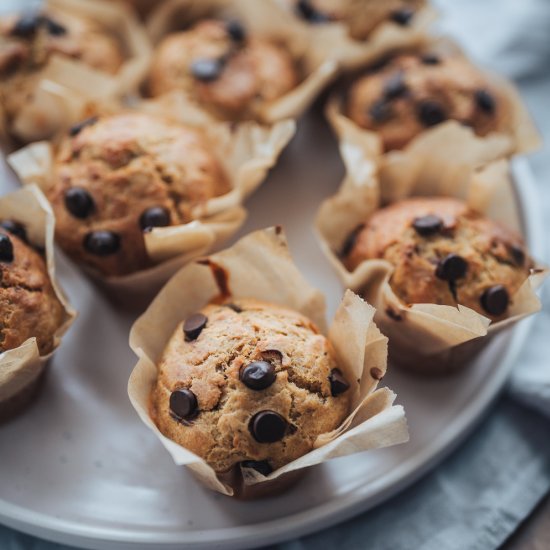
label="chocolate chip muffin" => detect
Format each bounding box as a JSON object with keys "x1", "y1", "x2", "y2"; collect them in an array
[
  {"x1": 0, "y1": 221, "x2": 64, "y2": 355},
  {"x1": 151, "y1": 299, "x2": 352, "y2": 476},
  {"x1": 0, "y1": 8, "x2": 123, "y2": 137},
  {"x1": 342, "y1": 197, "x2": 531, "y2": 320},
  {"x1": 291, "y1": 0, "x2": 425, "y2": 40},
  {"x1": 345, "y1": 52, "x2": 504, "y2": 151},
  {"x1": 48, "y1": 112, "x2": 230, "y2": 277},
  {"x1": 148, "y1": 19, "x2": 298, "y2": 121}
]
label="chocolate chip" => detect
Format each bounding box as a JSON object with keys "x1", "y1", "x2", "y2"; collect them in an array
[
  {"x1": 64, "y1": 188, "x2": 95, "y2": 219},
  {"x1": 510, "y1": 244, "x2": 525, "y2": 267},
  {"x1": 384, "y1": 72, "x2": 408, "y2": 100},
  {"x1": 69, "y1": 116, "x2": 98, "y2": 136},
  {"x1": 249, "y1": 411, "x2": 287, "y2": 443},
  {"x1": 0, "y1": 220, "x2": 27, "y2": 243},
  {"x1": 480, "y1": 285, "x2": 509, "y2": 316},
  {"x1": 340, "y1": 224, "x2": 364, "y2": 257},
  {"x1": 11, "y1": 14, "x2": 40, "y2": 38},
  {"x1": 370, "y1": 367, "x2": 384, "y2": 380},
  {"x1": 0, "y1": 234, "x2": 14, "y2": 263},
  {"x1": 435, "y1": 253, "x2": 468, "y2": 282},
  {"x1": 44, "y1": 16, "x2": 66, "y2": 36},
  {"x1": 139, "y1": 207, "x2": 171, "y2": 231},
  {"x1": 475, "y1": 89, "x2": 496, "y2": 114},
  {"x1": 296, "y1": 0, "x2": 330, "y2": 23},
  {"x1": 385, "y1": 308, "x2": 403, "y2": 321},
  {"x1": 190, "y1": 58, "x2": 223, "y2": 82},
  {"x1": 412, "y1": 214, "x2": 443, "y2": 236},
  {"x1": 369, "y1": 99, "x2": 393, "y2": 123},
  {"x1": 183, "y1": 313, "x2": 207, "y2": 341},
  {"x1": 241, "y1": 460, "x2": 273, "y2": 476},
  {"x1": 329, "y1": 368, "x2": 350, "y2": 396},
  {"x1": 421, "y1": 53, "x2": 440, "y2": 65},
  {"x1": 240, "y1": 361, "x2": 276, "y2": 391},
  {"x1": 417, "y1": 101, "x2": 447, "y2": 127},
  {"x1": 83, "y1": 231, "x2": 120, "y2": 256},
  {"x1": 226, "y1": 19, "x2": 246, "y2": 43},
  {"x1": 390, "y1": 8, "x2": 415, "y2": 26},
  {"x1": 169, "y1": 388, "x2": 198, "y2": 420}
]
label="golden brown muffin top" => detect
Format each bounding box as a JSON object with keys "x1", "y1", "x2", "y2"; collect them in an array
[
  {"x1": 343, "y1": 197, "x2": 531, "y2": 320},
  {"x1": 151, "y1": 299, "x2": 352, "y2": 474},
  {"x1": 346, "y1": 53, "x2": 504, "y2": 151}
]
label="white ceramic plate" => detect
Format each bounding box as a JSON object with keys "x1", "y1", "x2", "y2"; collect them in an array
[{"x1": 0, "y1": 113, "x2": 543, "y2": 550}]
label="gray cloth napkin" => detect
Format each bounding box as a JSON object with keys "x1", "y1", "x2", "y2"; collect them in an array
[{"x1": 1, "y1": 0, "x2": 550, "y2": 549}]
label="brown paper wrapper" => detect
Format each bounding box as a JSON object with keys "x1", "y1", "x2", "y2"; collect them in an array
[
  {"x1": 275, "y1": 1, "x2": 437, "y2": 72},
  {"x1": 0, "y1": 0, "x2": 152, "y2": 148},
  {"x1": 8, "y1": 108, "x2": 295, "y2": 305},
  {"x1": 317, "y1": 140, "x2": 548, "y2": 374},
  {"x1": 0, "y1": 186, "x2": 76, "y2": 421},
  {"x1": 145, "y1": 0, "x2": 338, "y2": 124},
  {"x1": 128, "y1": 227, "x2": 408, "y2": 498}
]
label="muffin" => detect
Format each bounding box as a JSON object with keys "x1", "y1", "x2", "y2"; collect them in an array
[
  {"x1": 148, "y1": 19, "x2": 299, "y2": 121},
  {"x1": 0, "y1": 8, "x2": 123, "y2": 139},
  {"x1": 151, "y1": 298, "x2": 352, "y2": 476},
  {"x1": 48, "y1": 112, "x2": 230, "y2": 277},
  {"x1": 342, "y1": 197, "x2": 532, "y2": 321},
  {"x1": 0, "y1": 220, "x2": 64, "y2": 355},
  {"x1": 345, "y1": 52, "x2": 505, "y2": 151},
  {"x1": 290, "y1": 0, "x2": 426, "y2": 40}
]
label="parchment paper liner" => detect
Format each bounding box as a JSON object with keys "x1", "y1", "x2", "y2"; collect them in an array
[
  {"x1": 316, "y1": 128, "x2": 547, "y2": 374},
  {"x1": 8, "y1": 100, "x2": 295, "y2": 305},
  {"x1": 0, "y1": 186, "x2": 76, "y2": 421},
  {"x1": 0, "y1": 0, "x2": 152, "y2": 148},
  {"x1": 145, "y1": 0, "x2": 338, "y2": 124},
  {"x1": 275, "y1": 1, "x2": 437, "y2": 73},
  {"x1": 128, "y1": 227, "x2": 409, "y2": 498},
  {"x1": 326, "y1": 39, "x2": 540, "y2": 177}
]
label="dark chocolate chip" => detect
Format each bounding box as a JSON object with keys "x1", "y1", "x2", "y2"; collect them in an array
[
  {"x1": 340, "y1": 224, "x2": 364, "y2": 258},
  {"x1": 190, "y1": 58, "x2": 223, "y2": 82},
  {"x1": 83, "y1": 231, "x2": 120, "y2": 256},
  {"x1": 69, "y1": 116, "x2": 98, "y2": 136},
  {"x1": 421, "y1": 53, "x2": 440, "y2": 65},
  {"x1": 370, "y1": 367, "x2": 384, "y2": 380},
  {"x1": 296, "y1": 0, "x2": 330, "y2": 23},
  {"x1": 183, "y1": 313, "x2": 207, "y2": 341},
  {"x1": 369, "y1": 99, "x2": 393, "y2": 123},
  {"x1": 249, "y1": 410, "x2": 287, "y2": 443},
  {"x1": 64, "y1": 188, "x2": 95, "y2": 219},
  {"x1": 241, "y1": 460, "x2": 273, "y2": 476},
  {"x1": 417, "y1": 101, "x2": 447, "y2": 127},
  {"x1": 139, "y1": 206, "x2": 171, "y2": 231},
  {"x1": 384, "y1": 72, "x2": 408, "y2": 100},
  {"x1": 225, "y1": 19, "x2": 246, "y2": 43},
  {"x1": 480, "y1": 285, "x2": 509, "y2": 316},
  {"x1": 510, "y1": 244, "x2": 525, "y2": 267},
  {"x1": 412, "y1": 214, "x2": 443, "y2": 236},
  {"x1": 329, "y1": 368, "x2": 350, "y2": 396},
  {"x1": 169, "y1": 388, "x2": 198, "y2": 420},
  {"x1": 435, "y1": 253, "x2": 468, "y2": 282},
  {"x1": 0, "y1": 234, "x2": 14, "y2": 263},
  {"x1": 0, "y1": 220, "x2": 27, "y2": 243},
  {"x1": 240, "y1": 361, "x2": 276, "y2": 391},
  {"x1": 44, "y1": 16, "x2": 67, "y2": 36},
  {"x1": 11, "y1": 14, "x2": 40, "y2": 38},
  {"x1": 390, "y1": 8, "x2": 415, "y2": 26},
  {"x1": 475, "y1": 89, "x2": 496, "y2": 114}
]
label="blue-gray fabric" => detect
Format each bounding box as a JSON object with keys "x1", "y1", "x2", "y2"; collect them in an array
[{"x1": 1, "y1": 0, "x2": 550, "y2": 549}]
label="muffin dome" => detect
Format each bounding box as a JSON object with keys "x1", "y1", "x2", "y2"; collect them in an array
[
  {"x1": 49, "y1": 112, "x2": 230, "y2": 277},
  {"x1": 0, "y1": 222, "x2": 64, "y2": 355},
  {"x1": 343, "y1": 197, "x2": 531, "y2": 320},
  {"x1": 346, "y1": 52, "x2": 504, "y2": 151},
  {"x1": 291, "y1": 0, "x2": 425, "y2": 40},
  {"x1": 148, "y1": 19, "x2": 298, "y2": 121},
  {"x1": 151, "y1": 299, "x2": 351, "y2": 475}
]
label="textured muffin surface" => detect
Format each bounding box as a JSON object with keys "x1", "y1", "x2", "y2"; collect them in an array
[
  {"x1": 346, "y1": 53, "x2": 505, "y2": 151},
  {"x1": 49, "y1": 112, "x2": 230, "y2": 277},
  {"x1": 343, "y1": 197, "x2": 531, "y2": 320},
  {"x1": 149, "y1": 19, "x2": 298, "y2": 120},
  {"x1": 151, "y1": 299, "x2": 351, "y2": 474},
  {"x1": 0, "y1": 226, "x2": 64, "y2": 355},
  {"x1": 291, "y1": 0, "x2": 425, "y2": 40}
]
